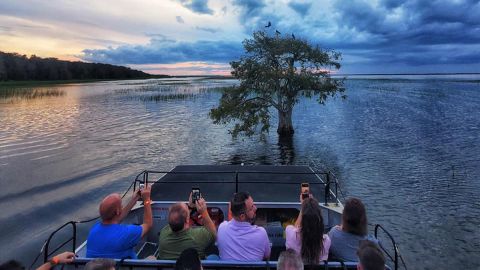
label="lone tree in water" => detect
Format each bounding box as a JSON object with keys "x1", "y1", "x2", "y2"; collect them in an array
[{"x1": 210, "y1": 30, "x2": 345, "y2": 137}]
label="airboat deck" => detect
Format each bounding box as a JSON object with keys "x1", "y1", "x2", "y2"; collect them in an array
[{"x1": 41, "y1": 165, "x2": 398, "y2": 269}]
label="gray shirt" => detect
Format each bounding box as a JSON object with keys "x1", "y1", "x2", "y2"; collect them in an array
[{"x1": 327, "y1": 226, "x2": 378, "y2": 262}]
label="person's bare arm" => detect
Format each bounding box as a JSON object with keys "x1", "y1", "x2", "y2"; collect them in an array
[
  {"x1": 196, "y1": 198, "x2": 216, "y2": 238},
  {"x1": 140, "y1": 185, "x2": 153, "y2": 238},
  {"x1": 36, "y1": 252, "x2": 75, "y2": 270},
  {"x1": 119, "y1": 190, "x2": 141, "y2": 222},
  {"x1": 295, "y1": 192, "x2": 305, "y2": 227}
]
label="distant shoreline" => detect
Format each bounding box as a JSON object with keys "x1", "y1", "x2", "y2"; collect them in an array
[{"x1": 1, "y1": 73, "x2": 479, "y2": 86}]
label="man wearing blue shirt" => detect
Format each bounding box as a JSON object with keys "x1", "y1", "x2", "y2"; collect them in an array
[{"x1": 86, "y1": 186, "x2": 153, "y2": 259}]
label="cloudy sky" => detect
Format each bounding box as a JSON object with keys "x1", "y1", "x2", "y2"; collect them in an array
[{"x1": 0, "y1": 0, "x2": 479, "y2": 75}]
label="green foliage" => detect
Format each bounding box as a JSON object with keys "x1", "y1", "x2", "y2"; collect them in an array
[
  {"x1": 210, "y1": 30, "x2": 345, "y2": 138},
  {"x1": 0, "y1": 51, "x2": 161, "y2": 81}
]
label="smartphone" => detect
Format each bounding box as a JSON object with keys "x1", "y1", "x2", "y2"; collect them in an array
[
  {"x1": 192, "y1": 187, "x2": 201, "y2": 203},
  {"x1": 301, "y1": 183, "x2": 309, "y2": 199}
]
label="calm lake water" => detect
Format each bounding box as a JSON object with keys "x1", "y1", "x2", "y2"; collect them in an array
[{"x1": 0, "y1": 76, "x2": 479, "y2": 269}]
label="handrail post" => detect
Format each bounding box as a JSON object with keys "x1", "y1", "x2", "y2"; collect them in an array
[
  {"x1": 235, "y1": 171, "x2": 238, "y2": 193},
  {"x1": 324, "y1": 172, "x2": 330, "y2": 206},
  {"x1": 335, "y1": 176, "x2": 339, "y2": 206},
  {"x1": 73, "y1": 222, "x2": 76, "y2": 254}
]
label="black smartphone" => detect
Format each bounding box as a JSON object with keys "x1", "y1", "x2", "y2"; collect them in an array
[
  {"x1": 192, "y1": 187, "x2": 201, "y2": 203},
  {"x1": 301, "y1": 183, "x2": 309, "y2": 199}
]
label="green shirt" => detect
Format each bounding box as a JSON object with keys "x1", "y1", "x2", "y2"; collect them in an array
[{"x1": 157, "y1": 225, "x2": 215, "y2": 260}]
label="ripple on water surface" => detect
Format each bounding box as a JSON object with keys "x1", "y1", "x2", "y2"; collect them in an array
[{"x1": 0, "y1": 77, "x2": 479, "y2": 269}]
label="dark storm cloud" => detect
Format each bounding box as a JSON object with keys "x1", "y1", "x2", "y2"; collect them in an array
[
  {"x1": 81, "y1": 38, "x2": 242, "y2": 64},
  {"x1": 176, "y1": 16, "x2": 185, "y2": 24},
  {"x1": 380, "y1": 0, "x2": 405, "y2": 9},
  {"x1": 329, "y1": 0, "x2": 480, "y2": 70},
  {"x1": 78, "y1": 0, "x2": 479, "y2": 72},
  {"x1": 288, "y1": 1, "x2": 312, "y2": 17},
  {"x1": 195, "y1": 26, "x2": 221, "y2": 33},
  {"x1": 231, "y1": 0, "x2": 267, "y2": 29},
  {"x1": 176, "y1": 0, "x2": 214, "y2": 15},
  {"x1": 334, "y1": 0, "x2": 480, "y2": 46}
]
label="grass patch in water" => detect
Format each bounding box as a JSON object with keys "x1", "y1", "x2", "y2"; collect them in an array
[
  {"x1": 141, "y1": 93, "x2": 196, "y2": 102},
  {"x1": 0, "y1": 87, "x2": 65, "y2": 100}
]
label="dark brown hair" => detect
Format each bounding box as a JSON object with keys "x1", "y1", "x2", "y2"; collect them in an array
[
  {"x1": 342, "y1": 198, "x2": 367, "y2": 236},
  {"x1": 230, "y1": 191, "x2": 250, "y2": 217},
  {"x1": 300, "y1": 197, "x2": 325, "y2": 264},
  {"x1": 175, "y1": 248, "x2": 202, "y2": 270}
]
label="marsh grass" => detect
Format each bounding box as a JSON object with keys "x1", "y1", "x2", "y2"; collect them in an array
[
  {"x1": 117, "y1": 85, "x2": 233, "y2": 103},
  {"x1": 141, "y1": 93, "x2": 196, "y2": 102},
  {"x1": 0, "y1": 87, "x2": 65, "y2": 101}
]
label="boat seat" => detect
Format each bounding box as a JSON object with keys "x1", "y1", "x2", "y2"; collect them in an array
[{"x1": 67, "y1": 257, "x2": 368, "y2": 269}]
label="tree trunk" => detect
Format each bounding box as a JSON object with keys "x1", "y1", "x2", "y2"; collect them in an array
[{"x1": 277, "y1": 109, "x2": 294, "y2": 136}]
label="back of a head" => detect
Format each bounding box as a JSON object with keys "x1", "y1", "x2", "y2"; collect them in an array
[
  {"x1": 357, "y1": 240, "x2": 385, "y2": 270},
  {"x1": 277, "y1": 249, "x2": 304, "y2": 270},
  {"x1": 175, "y1": 248, "x2": 202, "y2": 270},
  {"x1": 99, "y1": 194, "x2": 122, "y2": 222},
  {"x1": 85, "y1": 258, "x2": 116, "y2": 270},
  {"x1": 342, "y1": 197, "x2": 367, "y2": 236},
  {"x1": 300, "y1": 197, "x2": 325, "y2": 264},
  {"x1": 230, "y1": 191, "x2": 250, "y2": 217},
  {"x1": 169, "y1": 203, "x2": 188, "y2": 232}
]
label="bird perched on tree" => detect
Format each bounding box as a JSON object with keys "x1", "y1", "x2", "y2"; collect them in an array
[
  {"x1": 265, "y1": 21, "x2": 271, "y2": 28},
  {"x1": 275, "y1": 30, "x2": 281, "y2": 35},
  {"x1": 292, "y1": 33, "x2": 295, "y2": 39}
]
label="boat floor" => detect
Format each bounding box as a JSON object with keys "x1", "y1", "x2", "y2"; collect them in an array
[{"x1": 149, "y1": 165, "x2": 333, "y2": 203}]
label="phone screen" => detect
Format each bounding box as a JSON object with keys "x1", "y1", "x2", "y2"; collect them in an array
[
  {"x1": 301, "y1": 183, "x2": 309, "y2": 194},
  {"x1": 192, "y1": 188, "x2": 201, "y2": 203}
]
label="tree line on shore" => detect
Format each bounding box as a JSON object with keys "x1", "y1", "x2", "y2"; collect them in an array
[{"x1": 0, "y1": 51, "x2": 166, "y2": 81}]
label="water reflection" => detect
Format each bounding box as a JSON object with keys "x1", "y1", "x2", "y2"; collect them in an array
[
  {"x1": 277, "y1": 135, "x2": 295, "y2": 164},
  {"x1": 0, "y1": 77, "x2": 479, "y2": 269}
]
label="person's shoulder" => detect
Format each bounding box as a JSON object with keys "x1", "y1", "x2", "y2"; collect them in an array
[
  {"x1": 159, "y1": 225, "x2": 172, "y2": 234},
  {"x1": 218, "y1": 220, "x2": 230, "y2": 230},
  {"x1": 285, "y1": 225, "x2": 297, "y2": 232},
  {"x1": 253, "y1": 224, "x2": 268, "y2": 235},
  {"x1": 125, "y1": 223, "x2": 142, "y2": 230},
  {"x1": 323, "y1": 234, "x2": 332, "y2": 244},
  {"x1": 328, "y1": 225, "x2": 341, "y2": 235},
  {"x1": 124, "y1": 224, "x2": 143, "y2": 235},
  {"x1": 191, "y1": 226, "x2": 210, "y2": 234}
]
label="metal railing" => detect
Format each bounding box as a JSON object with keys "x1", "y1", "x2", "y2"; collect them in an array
[
  {"x1": 131, "y1": 169, "x2": 342, "y2": 206},
  {"x1": 374, "y1": 224, "x2": 407, "y2": 270}
]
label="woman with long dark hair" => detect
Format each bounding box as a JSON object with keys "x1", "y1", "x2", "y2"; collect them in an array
[
  {"x1": 328, "y1": 197, "x2": 377, "y2": 261},
  {"x1": 285, "y1": 196, "x2": 331, "y2": 264}
]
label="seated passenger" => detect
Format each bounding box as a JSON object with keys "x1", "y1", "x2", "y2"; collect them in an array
[
  {"x1": 175, "y1": 248, "x2": 203, "y2": 270},
  {"x1": 328, "y1": 197, "x2": 377, "y2": 261},
  {"x1": 286, "y1": 196, "x2": 331, "y2": 264},
  {"x1": 157, "y1": 194, "x2": 216, "y2": 260},
  {"x1": 84, "y1": 258, "x2": 116, "y2": 270},
  {"x1": 357, "y1": 240, "x2": 386, "y2": 270},
  {"x1": 217, "y1": 191, "x2": 271, "y2": 261},
  {"x1": 86, "y1": 186, "x2": 152, "y2": 259},
  {"x1": 277, "y1": 249, "x2": 304, "y2": 270}
]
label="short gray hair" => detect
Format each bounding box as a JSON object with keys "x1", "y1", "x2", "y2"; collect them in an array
[{"x1": 278, "y1": 249, "x2": 304, "y2": 270}]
